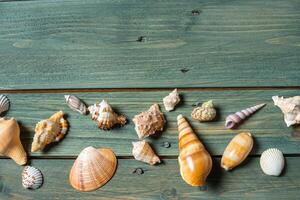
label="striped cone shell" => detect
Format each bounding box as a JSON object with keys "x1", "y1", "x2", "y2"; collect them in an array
[
  {"x1": 0, "y1": 95, "x2": 10, "y2": 115},
  {"x1": 225, "y1": 103, "x2": 265, "y2": 129},
  {"x1": 22, "y1": 166, "x2": 43, "y2": 189},
  {"x1": 260, "y1": 148, "x2": 284, "y2": 176},
  {"x1": 64, "y1": 95, "x2": 88, "y2": 115},
  {"x1": 177, "y1": 115, "x2": 212, "y2": 187},
  {"x1": 221, "y1": 132, "x2": 253, "y2": 171},
  {"x1": 69, "y1": 146, "x2": 117, "y2": 192},
  {"x1": 132, "y1": 140, "x2": 160, "y2": 165}
]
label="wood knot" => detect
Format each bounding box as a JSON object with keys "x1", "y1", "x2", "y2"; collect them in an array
[
  {"x1": 162, "y1": 141, "x2": 171, "y2": 148},
  {"x1": 180, "y1": 68, "x2": 189, "y2": 73}
]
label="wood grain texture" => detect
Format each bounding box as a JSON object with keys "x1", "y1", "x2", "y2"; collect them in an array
[
  {"x1": 0, "y1": 0, "x2": 300, "y2": 89},
  {"x1": 0, "y1": 157, "x2": 299, "y2": 200},
  {"x1": 2, "y1": 89, "x2": 300, "y2": 157}
]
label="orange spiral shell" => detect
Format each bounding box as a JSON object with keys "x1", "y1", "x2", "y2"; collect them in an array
[
  {"x1": 177, "y1": 115, "x2": 212, "y2": 187},
  {"x1": 221, "y1": 132, "x2": 253, "y2": 171}
]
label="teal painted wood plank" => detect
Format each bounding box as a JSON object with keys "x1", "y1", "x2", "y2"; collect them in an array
[
  {"x1": 2, "y1": 89, "x2": 300, "y2": 157},
  {"x1": 0, "y1": 157, "x2": 299, "y2": 200},
  {"x1": 0, "y1": 0, "x2": 300, "y2": 89}
]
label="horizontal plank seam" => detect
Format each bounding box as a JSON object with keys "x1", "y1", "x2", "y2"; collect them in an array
[
  {"x1": 1, "y1": 154, "x2": 299, "y2": 159},
  {"x1": 1, "y1": 86, "x2": 300, "y2": 94}
]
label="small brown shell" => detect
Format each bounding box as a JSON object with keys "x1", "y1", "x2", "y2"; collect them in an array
[
  {"x1": 132, "y1": 140, "x2": 160, "y2": 165},
  {"x1": 132, "y1": 104, "x2": 165, "y2": 139},
  {"x1": 191, "y1": 100, "x2": 216, "y2": 122},
  {"x1": 64, "y1": 95, "x2": 88, "y2": 115}
]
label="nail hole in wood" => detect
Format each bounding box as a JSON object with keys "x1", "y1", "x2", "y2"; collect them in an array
[
  {"x1": 136, "y1": 36, "x2": 147, "y2": 42},
  {"x1": 191, "y1": 10, "x2": 201, "y2": 15},
  {"x1": 132, "y1": 168, "x2": 144, "y2": 175},
  {"x1": 180, "y1": 68, "x2": 189, "y2": 73}
]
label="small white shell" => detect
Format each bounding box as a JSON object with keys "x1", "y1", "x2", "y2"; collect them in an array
[
  {"x1": 260, "y1": 148, "x2": 284, "y2": 176},
  {"x1": 0, "y1": 95, "x2": 10, "y2": 115},
  {"x1": 163, "y1": 89, "x2": 180, "y2": 112},
  {"x1": 22, "y1": 166, "x2": 43, "y2": 189}
]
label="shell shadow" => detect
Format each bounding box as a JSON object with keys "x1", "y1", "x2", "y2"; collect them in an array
[
  {"x1": 18, "y1": 121, "x2": 33, "y2": 159},
  {"x1": 206, "y1": 157, "x2": 224, "y2": 192}
]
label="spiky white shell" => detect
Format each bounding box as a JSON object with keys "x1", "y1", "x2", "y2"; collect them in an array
[
  {"x1": 22, "y1": 166, "x2": 43, "y2": 189},
  {"x1": 260, "y1": 148, "x2": 284, "y2": 176},
  {"x1": 0, "y1": 95, "x2": 10, "y2": 115},
  {"x1": 163, "y1": 89, "x2": 180, "y2": 112}
]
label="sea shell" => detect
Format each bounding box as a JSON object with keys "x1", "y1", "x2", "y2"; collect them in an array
[
  {"x1": 221, "y1": 132, "x2": 253, "y2": 171},
  {"x1": 31, "y1": 111, "x2": 68, "y2": 152},
  {"x1": 272, "y1": 96, "x2": 300, "y2": 127},
  {"x1": 22, "y1": 166, "x2": 43, "y2": 189},
  {"x1": 69, "y1": 146, "x2": 117, "y2": 192},
  {"x1": 64, "y1": 95, "x2": 88, "y2": 115},
  {"x1": 88, "y1": 100, "x2": 127, "y2": 130},
  {"x1": 132, "y1": 140, "x2": 160, "y2": 165},
  {"x1": 191, "y1": 100, "x2": 216, "y2": 122},
  {"x1": 133, "y1": 104, "x2": 165, "y2": 139},
  {"x1": 260, "y1": 148, "x2": 284, "y2": 176},
  {"x1": 177, "y1": 115, "x2": 212, "y2": 187},
  {"x1": 163, "y1": 89, "x2": 180, "y2": 111},
  {"x1": 0, "y1": 95, "x2": 10, "y2": 115},
  {"x1": 225, "y1": 103, "x2": 266, "y2": 129},
  {"x1": 0, "y1": 117, "x2": 27, "y2": 165}
]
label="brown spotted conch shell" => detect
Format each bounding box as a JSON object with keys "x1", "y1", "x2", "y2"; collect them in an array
[
  {"x1": 31, "y1": 111, "x2": 68, "y2": 152},
  {"x1": 221, "y1": 132, "x2": 253, "y2": 171},
  {"x1": 88, "y1": 100, "x2": 127, "y2": 130},
  {"x1": 225, "y1": 103, "x2": 265, "y2": 129},
  {"x1": 177, "y1": 115, "x2": 212, "y2": 187},
  {"x1": 133, "y1": 104, "x2": 165, "y2": 139},
  {"x1": 69, "y1": 146, "x2": 117, "y2": 192},
  {"x1": 191, "y1": 100, "x2": 216, "y2": 122},
  {"x1": 0, "y1": 117, "x2": 27, "y2": 165},
  {"x1": 132, "y1": 140, "x2": 160, "y2": 165},
  {"x1": 65, "y1": 95, "x2": 88, "y2": 115},
  {"x1": 163, "y1": 89, "x2": 180, "y2": 111},
  {"x1": 272, "y1": 96, "x2": 300, "y2": 127}
]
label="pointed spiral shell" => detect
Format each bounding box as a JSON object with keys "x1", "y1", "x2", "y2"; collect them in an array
[
  {"x1": 64, "y1": 95, "x2": 88, "y2": 115},
  {"x1": 0, "y1": 95, "x2": 10, "y2": 115},
  {"x1": 260, "y1": 148, "x2": 284, "y2": 176},
  {"x1": 22, "y1": 166, "x2": 43, "y2": 189},
  {"x1": 225, "y1": 103, "x2": 265, "y2": 129}
]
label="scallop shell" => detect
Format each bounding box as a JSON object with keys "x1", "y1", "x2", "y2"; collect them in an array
[
  {"x1": 163, "y1": 89, "x2": 180, "y2": 112},
  {"x1": 0, "y1": 95, "x2": 10, "y2": 115},
  {"x1": 272, "y1": 96, "x2": 300, "y2": 127},
  {"x1": 22, "y1": 166, "x2": 43, "y2": 189},
  {"x1": 260, "y1": 148, "x2": 284, "y2": 176},
  {"x1": 191, "y1": 100, "x2": 216, "y2": 122},
  {"x1": 133, "y1": 104, "x2": 165, "y2": 139},
  {"x1": 225, "y1": 103, "x2": 266, "y2": 129},
  {"x1": 69, "y1": 146, "x2": 117, "y2": 192},
  {"x1": 64, "y1": 95, "x2": 88, "y2": 115},
  {"x1": 31, "y1": 111, "x2": 68, "y2": 152},
  {"x1": 0, "y1": 117, "x2": 27, "y2": 165},
  {"x1": 221, "y1": 132, "x2": 253, "y2": 171},
  {"x1": 132, "y1": 140, "x2": 160, "y2": 165},
  {"x1": 88, "y1": 100, "x2": 127, "y2": 130},
  {"x1": 177, "y1": 115, "x2": 212, "y2": 187}
]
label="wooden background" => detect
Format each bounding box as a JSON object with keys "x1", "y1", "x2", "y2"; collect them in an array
[{"x1": 0, "y1": 0, "x2": 300, "y2": 199}]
